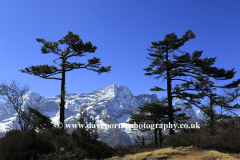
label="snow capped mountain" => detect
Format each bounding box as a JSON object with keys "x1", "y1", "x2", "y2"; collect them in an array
[
  {"x1": 173, "y1": 98, "x2": 198, "y2": 120},
  {"x1": 173, "y1": 99, "x2": 207, "y2": 125},
  {"x1": 195, "y1": 110, "x2": 206, "y2": 121},
  {"x1": 0, "y1": 103, "x2": 16, "y2": 121},
  {"x1": 0, "y1": 84, "x2": 203, "y2": 147}
]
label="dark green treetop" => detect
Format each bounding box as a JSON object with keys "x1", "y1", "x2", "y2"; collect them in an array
[
  {"x1": 27, "y1": 107, "x2": 54, "y2": 133},
  {"x1": 20, "y1": 31, "x2": 111, "y2": 79}
]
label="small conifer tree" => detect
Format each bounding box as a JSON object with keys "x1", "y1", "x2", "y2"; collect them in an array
[
  {"x1": 73, "y1": 106, "x2": 99, "y2": 143},
  {"x1": 128, "y1": 98, "x2": 190, "y2": 147}
]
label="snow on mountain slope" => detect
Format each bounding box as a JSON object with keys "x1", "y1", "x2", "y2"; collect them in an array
[
  {"x1": 0, "y1": 103, "x2": 16, "y2": 122},
  {"x1": 0, "y1": 84, "x2": 203, "y2": 147},
  {"x1": 0, "y1": 84, "x2": 158, "y2": 147},
  {"x1": 195, "y1": 109, "x2": 207, "y2": 121},
  {"x1": 173, "y1": 98, "x2": 198, "y2": 120}
]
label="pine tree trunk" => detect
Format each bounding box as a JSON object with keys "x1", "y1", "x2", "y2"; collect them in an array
[
  {"x1": 154, "y1": 128, "x2": 158, "y2": 147},
  {"x1": 60, "y1": 58, "x2": 66, "y2": 129},
  {"x1": 166, "y1": 42, "x2": 175, "y2": 136},
  {"x1": 142, "y1": 137, "x2": 145, "y2": 146},
  {"x1": 158, "y1": 129, "x2": 162, "y2": 147},
  {"x1": 210, "y1": 91, "x2": 214, "y2": 135},
  {"x1": 154, "y1": 112, "x2": 158, "y2": 147}
]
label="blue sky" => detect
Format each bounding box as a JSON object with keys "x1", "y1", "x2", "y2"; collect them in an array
[{"x1": 0, "y1": 1, "x2": 240, "y2": 113}]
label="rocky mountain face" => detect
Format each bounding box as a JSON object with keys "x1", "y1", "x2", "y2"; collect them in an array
[{"x1": 0, "y1": 84, "x2": 204, "y2": 147}]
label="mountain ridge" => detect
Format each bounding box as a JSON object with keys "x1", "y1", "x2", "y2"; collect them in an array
[{"x1": 0, "y1": 84, "x2": 204, "y2": 147}]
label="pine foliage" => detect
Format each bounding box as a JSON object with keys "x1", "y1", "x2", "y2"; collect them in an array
[
  {"x1": 144, "y1": 29, "x2": 240, "y2": 135},
  {"x1": 128, "y1": 98, "x2": 190, "y2": 147},
  {"x1": 19, "y1": 31, "x2": 111, "y2": 129}
]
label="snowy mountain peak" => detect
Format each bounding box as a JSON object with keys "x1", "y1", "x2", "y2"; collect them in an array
[
  {"x1": 173, "y1": 98, "x2": 183, "y2": 105},
  {"x1": 93, "y1": 84, "x2": 119, "y2": 100},
  {"x1": 135, "y1": 93, "x2": 158, "y2": 104},
  {"x1": 92, "y1": 84, "x2": 135, "y2": 101},
  {"x1": 24, "y1": 91, "x2": 43, "y2": 99},
  {"x1": 195, "y1": 110, "x2": 206, "y2": 121},
  {"x1": 23, "y1": 92, "x2": 45, "y2": 104},
  {"x1": 118, "y1": 86, "x2": 133, "y2": 99},
  {"x1": 173, "y1": 98, "x2": 198, "y2": 120}
]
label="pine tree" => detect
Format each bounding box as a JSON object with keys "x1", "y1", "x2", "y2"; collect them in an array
[
  {"x1": 141, "y1": 100, "x2": 168, "y2": 147},
  {"x1": 144, "y1": 30, "x2": 198, "y2": 135},
  {"x1": 127, "y1": 112, "x2": 151, "y2": 146},
  {"x1": 74, "y1": 106, "x2": 99, "y2": 143},
  {"x1": 19, "y1": 31, "x2": 111, "y2": 129},
  {"x1": 176, "y1": 62, "x2": 240, "y2": 135},
  {"x1": 27, "y1": 107, "x2": 54, "y2": 133},
  {"x1": 128, "y1": 98, "x2": 190, "y2": 147},
  {"x1": 217, "y1": 87, "x2": 240, "y2": 120},
  {"x1": 197, "y1": 86, "x2": 240, "y2": 135},
  {"x1": 128, "y1": 100, "x2": 169, "y2": 147},
  {"x1": 144, "y1": 30, "x2": 240, "y2": 135}
]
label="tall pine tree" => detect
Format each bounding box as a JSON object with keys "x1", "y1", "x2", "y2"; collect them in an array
[
  {"x1": 144, "y1": 29, "x2": 240, "y2": 135},
  {"x1": 19, "y1": 31, "x2": 111, "y2": 129},
  {"x1": 144, "y1": 30, "x2": 197, "y2": 135}
]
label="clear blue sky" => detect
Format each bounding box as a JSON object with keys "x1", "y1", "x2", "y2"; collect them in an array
[{"x1": 1, "y1": 1, "x2": 240, "y2": 113}]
